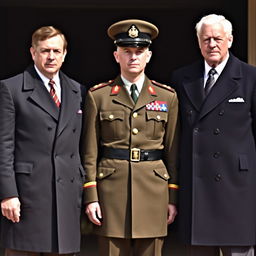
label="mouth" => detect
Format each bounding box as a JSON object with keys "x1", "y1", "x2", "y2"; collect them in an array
[
  {"x1": 128, "y1": 64, "x2": 139, "y2": 67},
  {"x1": 45, "y1": 64, "x2": 56, "y2": 68}
]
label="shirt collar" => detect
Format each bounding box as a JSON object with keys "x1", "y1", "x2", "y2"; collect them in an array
[
  {"x1": 121, "y1": 74, "x2": 145, "y2": 94},
  {"x1": 204, "y1": 52, "x2": 230, "y2": 77},
  {"x1": 34, "y1": 64, "x2": 60, "y2": 88}
]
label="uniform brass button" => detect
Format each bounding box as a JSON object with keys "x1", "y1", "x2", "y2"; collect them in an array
[
  {"x1": 156, "y1": 115, "x2": 161, "y2": 120},
  {"x1": 133, "y1": 112, "x2": 138, "y2": 118},
  {"x1": 99, "y1": 173, "x2": 104, "y2": 177},
  {"x1": 164, "y1": 174, "x2": 168, "y2": 178},
  {"x1": 109, "y1": 114, "x2": 114, "y2": 120},
  {"x1": 132, "y1": 128, "x2": 139, "y2": 135}
]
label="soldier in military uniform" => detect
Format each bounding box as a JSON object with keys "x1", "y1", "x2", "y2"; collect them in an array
[{"x1": 81, "y1": 19, "x2": 179, "y2": 256}]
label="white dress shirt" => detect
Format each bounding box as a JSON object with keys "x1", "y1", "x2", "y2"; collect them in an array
[{"x1": 34, "y1": 65, "x2": 61, "y2": 102}]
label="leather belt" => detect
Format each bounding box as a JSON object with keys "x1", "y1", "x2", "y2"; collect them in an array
[{"x1": 102, "y1": 147, "x2": 163, "y2": 162}]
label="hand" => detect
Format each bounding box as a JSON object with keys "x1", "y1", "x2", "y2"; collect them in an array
[
  {"x1": 1, "y1": 197, "x2": 21, "y2": 223},
  {"x1": 85, "y1": 202, "x2": 102, "y2": 226},
  {"x1": 167, "y1": 203, "x2": 177, "y2": 225}
]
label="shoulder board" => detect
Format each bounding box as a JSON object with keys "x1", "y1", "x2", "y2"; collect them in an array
[
  {"x1": 90, "y1": 80, "x2": 114, "y2": 92},
  {"x1": 151, "y1": 80, "x2": 175, "y2": 92}
]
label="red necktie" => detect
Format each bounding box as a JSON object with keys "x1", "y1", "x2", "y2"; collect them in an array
[{"x1": 49, "y1": 79, "x2": 60, "y2": 107}]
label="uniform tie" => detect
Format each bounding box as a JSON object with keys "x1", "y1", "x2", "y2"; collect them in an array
[
  {"x1": 49, "y1": 79, "x2": 60, "y2": 107},
  {"x1": 204, "y1": 68, "x2": 217, "y2": 96},
  {"x1": 130, "y1": 83, "x2": 138, "y2": 103}
]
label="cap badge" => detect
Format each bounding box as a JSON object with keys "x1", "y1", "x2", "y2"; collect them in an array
[{"x1": 128, "y1": 25, "x2": 139, "y2": 38}]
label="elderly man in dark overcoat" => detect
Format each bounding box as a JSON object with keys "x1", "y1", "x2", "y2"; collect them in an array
[
  {"x1": 0, "y1": 26, "x2": 85, "y2": 255},
  {"x1": 171, "y1": 14, "x2": 256, "y2": 256}
]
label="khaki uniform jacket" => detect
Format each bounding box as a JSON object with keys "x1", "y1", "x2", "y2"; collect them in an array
[{"x1": 82, "y1": 76, "x2": 179, "y2": 238}]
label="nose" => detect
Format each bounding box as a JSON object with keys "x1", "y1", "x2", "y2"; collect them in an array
[
  {"x1": 48, "y1": 50, "x2": 55, "y2": 59},
  {"x1": 209, "y1": 38, "x2": 217, "y2": 48},
  {"x1": 130, "y1": 53, "x2": 137, "y2": 60}
]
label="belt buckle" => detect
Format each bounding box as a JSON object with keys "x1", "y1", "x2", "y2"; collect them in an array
[{"x1": 130, "y1": 148, "x2": 141, "y2": 162}]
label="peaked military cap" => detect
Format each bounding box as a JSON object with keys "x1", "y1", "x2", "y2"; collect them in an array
[{"x1": 107, "y1": 19, "x2": 159, "y2": 47}]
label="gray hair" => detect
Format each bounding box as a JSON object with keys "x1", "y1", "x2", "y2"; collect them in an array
[{"x1": 195, "y1": 14, "x2": 233, "y2": 38}]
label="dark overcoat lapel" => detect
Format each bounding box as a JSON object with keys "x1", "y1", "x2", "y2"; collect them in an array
[
  {"x1": 57, "y1": 71, "x2": 79, "y2": 137},
  {"x1": 182, "y1": 61, "x2": 205, "y2": 112},
  {"x1": 23, "y1": 66, "x2": 59, "y2": 121},
  {"x1": 199, "y1": 56, "x2": 242, "y2": 120}
]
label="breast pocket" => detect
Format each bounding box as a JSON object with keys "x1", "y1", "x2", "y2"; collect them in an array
[
  {"x1": 145, "y1": 111, "x2": 167, "y2": 139},
  {"x1": 100, "y1": 111, "x2": 125, "y2": 141}
]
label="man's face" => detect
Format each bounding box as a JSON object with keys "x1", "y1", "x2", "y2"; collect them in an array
[
  {"x1": 198, "y1": 23, "x2": 233, "y2": 67},
  {"x1": 30, "y1": 35, "x2": 67, "y2": 78},
  {"x1": 113, "y1": 46, "x2": 152, "y2": 78}
]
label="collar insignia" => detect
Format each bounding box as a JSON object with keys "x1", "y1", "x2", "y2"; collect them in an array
[
  {"x1": 111, "y1": 85, "x2": 121, "y2": 95},
  {"x1": 148, "y1": 85, "x2": 156, "y2": 95}
]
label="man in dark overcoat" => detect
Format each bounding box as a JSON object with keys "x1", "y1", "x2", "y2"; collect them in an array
[
  {"x1": 82, "y1": 19, "x2": 179, "y2": 256},
  {"x1": 171, "y1": 14, "x2": 256, "y2": 256},
  {"x1": 0, "y1": 26, "x2": 85, "y2": 255}
]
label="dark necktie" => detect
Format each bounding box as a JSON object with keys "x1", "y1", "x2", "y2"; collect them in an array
[
  {"x1": 49, "y1": 79, "x2": 60, "y2": 107},
  {"x1": 204, "y1": 68, "x2": 217, "y2": 96},
  {"x1": 130, "y1": 84, "x2": 138, "y2": 103}
]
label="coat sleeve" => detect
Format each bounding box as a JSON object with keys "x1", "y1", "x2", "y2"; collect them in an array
[
  {"x1": 163, "y1": 89, "x2": 180, "y2": 205},
  {"x1": 0, "y1": 81, "x2": 19, "y2": 200},
  {"x1": 81, "y1": 90, "x2": 100, "y2": 204}
]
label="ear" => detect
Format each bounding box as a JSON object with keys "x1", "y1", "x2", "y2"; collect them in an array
[
  {"x1": 113, "y1": 51, "x2": 119, "y2": 63},
  {"x1": 228, "y1": 35, "x2": 233, "y2": 48},
  {"x1": 30, "y1": 46, "x2": 36, "y2": 61},
  {"x1": 62, "y1": 50, "x2": 67, "y2": 62},
  {"x1": 146, "y1": 50, "x2": 152, "y2": 63}
]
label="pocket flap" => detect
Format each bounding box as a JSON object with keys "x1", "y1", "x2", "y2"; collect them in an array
[
  {"x1": 100, "y1": 111, "x2": 124, "y2": 121},
  {"x1": 239, "y1": 154, "x2": 248, "y2": 171},
  {"x1": 154, "y1": 168, "x2": 170, "y2": 180},
  {"x1": 97, "y1": 167, "x2": 116, "y2": 179},
  {"x1": 15, "y1": 162, "x2": 33, "y2": 174},
  {"x1": 146, "y1": 111, "x2": 167, "y2": 122}
]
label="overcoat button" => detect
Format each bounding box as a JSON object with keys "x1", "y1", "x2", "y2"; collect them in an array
[
  {"x1": 214, "y1": 128, "x2": 220, "y2": 135},
  {"x1": 215, "y1": 174, "x2": 222, "y2": 181},
  {"x1": 219, "y1": 110, "x2": 225, "y2": 116},
  {"x1": 187, "y1": 110, "x2": 193, "y2": 115},
  {"x1": 132, "y1": 128, "x2": 139, "y2": 135},
  {"x1": 48, "y1": 127, "x2": 52, "y2": 131},
  {"x1": 194, "y1": 128, "x2": 199, "y2": 133},
  {"x1": 213, "y1": 152, "x2": 221, "y2": 158}
]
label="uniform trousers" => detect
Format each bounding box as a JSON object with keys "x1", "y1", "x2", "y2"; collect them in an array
[
  {"x1": 187, "y1": 245, "x2": 254, "y2": 256},
  {"x1": 98, "y1": 236, "x2": 164, "y2": 256},
  {"x1": 5, "y1": 249, "x2": 75, "y2": 256}
]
